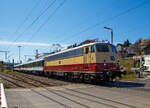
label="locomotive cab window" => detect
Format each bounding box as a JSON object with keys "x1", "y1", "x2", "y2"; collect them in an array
[
  {"x1": 96, "y1": 44, "x2": 109, "y2": 52},
  {"x1": 91, "y1": 45, "x2": 95, "y2": 53}
]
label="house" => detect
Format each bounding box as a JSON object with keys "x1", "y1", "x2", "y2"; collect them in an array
[
  {"x1": 116, "y1": 44, "x2": 128, "y2": 58},
  {"x1": 140, "y1": 38, "x2": 150, "y2": 55},
  {"x1": 126, "y1": 45, "x2": 136, "y2": 57},
  {"x1": 116, "y1": 44, "x2": 124, "y2": 52},
  {"x1": 116, "y1": 43, "x2": 136, "y2": 58},
  {"x1": 144, "y1": 46, "x2": 150, "y2": 55}
]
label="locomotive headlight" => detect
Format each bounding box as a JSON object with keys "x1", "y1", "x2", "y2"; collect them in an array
[{"x1": 110, "y1": 56, "x2": 115, "y2": 61}]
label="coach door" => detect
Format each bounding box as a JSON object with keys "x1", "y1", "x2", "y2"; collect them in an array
[{"x1": 83, "y1": 46, "x2": 91, "y2": 70}]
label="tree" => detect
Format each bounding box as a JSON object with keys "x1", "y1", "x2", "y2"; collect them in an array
[
  {"x1": 123, "y1": 39, "x2": 131, "y2": 48},
  {"x1": 133, "y1": 39, "x2": 142, "y2": 55}
]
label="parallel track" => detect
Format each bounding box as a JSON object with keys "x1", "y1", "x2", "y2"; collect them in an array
[
  {"x1": 0, "y1": 73, "x2": 40, "y2": 87},
  {"x1": 0, "y1": 74, "x2": 26, "y2": 88},
  {"x1": 65, "y1": 88, "x2": 137, "y2": 108},
  {"x1": 31, "y1": 89, "x2": 70, "y2": 108},
  {"x1": 11, "y1": 72, "x2": 56, "y2": 86},
  {"x1": 47, "y1": 88, "x2": 118, "y2": 108},
  {"x1": 45, "y1": 88, "x2": 90, "y2": 108}
]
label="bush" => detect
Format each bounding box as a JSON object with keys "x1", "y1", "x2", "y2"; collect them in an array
[{"x1": 121, "y1": 73, "x2": 137, "y2": 79}]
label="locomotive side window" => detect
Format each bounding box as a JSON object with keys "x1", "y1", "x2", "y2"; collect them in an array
[
  {"x1": 46, "y1": 48, "x2": 83, "y2": 61},
  {"x1": 91, "y1": 45, "x2": 95, "y2": 53},
  {"x1": 96, "y1": 44, "x2": 109, "y2": 52},
  {"x1": 85, "y1": 47, "x2": 89, "y2": 54}
]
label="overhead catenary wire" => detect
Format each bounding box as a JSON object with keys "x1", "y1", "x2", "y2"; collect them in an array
[
  {"x1": 7, "y1": 0, "x2": 57, "y2": 52},
  {"x1": 22, "y1": 0, "x2": 67, "y2": 60},
  {"x1": 27, "y1": 0, "x2": 67, "y2": 42},
  {"x1": 12, "y1": 0, "x2": 57, "y2": 43},
  {"x1": 5, "y1": 0, "x2": 42, "y2": 51},
  {"x1": 63, "y1": 0, "x2": 150, "y2": 43},
  {"x1": 12, "y1": 0, "x2": 42, "y2": 36},
  {"x1": 6, "y1": 0, "x2": 57, "y2": 62},
  {"x1": 7, "y1": 0, "x2": 150, "y2": 62},
  {"x1": 4, "y1": 0, "x2": 41, "y2": 61}
]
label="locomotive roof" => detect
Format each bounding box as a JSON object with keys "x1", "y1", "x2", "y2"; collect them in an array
[{"x1": 44, "y1": 42, "x2": 111, "y2": 58}]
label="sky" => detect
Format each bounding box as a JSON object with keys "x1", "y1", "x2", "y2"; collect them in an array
[{"x1": 0, "y1": 0, "x2": 150, "y2": 62}]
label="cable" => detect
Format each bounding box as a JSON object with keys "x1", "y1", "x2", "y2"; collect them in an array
[
  {"x1": 12, "y1": 0, "x2": 57, "y2": 43},
  {"x1": 5, "y1": 0, "x2": 41, "y2": 51},
  {"x1": 22, "y1": 0, "x2": 66, "y2": 59},
  {"x1": 13, "y1": 0, "x2": 42, "y2": 36},
  {"x1": 6, "y1": 0, "x2": 57, "y2": 52},
  {"x1": 64, "y1": 0, "x2": 150, "y2": 42},
  {"x1": 27, "y1": 0, "x2": 66, "y2": 42},
  {"x1": 6, "y1": 0, "x2": 57, "y2": 62}
]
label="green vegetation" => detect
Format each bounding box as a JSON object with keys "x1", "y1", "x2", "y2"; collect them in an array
[
  {"x1": 0, "y1": 65, "x2": 13, "y2": 74},
  {"x1": 3, "y1": 83, "x2": 13, "y2": 89},
  {"x1": 121, "y1": 73, "x2": 137, "y2": 79},
  {"x1": 120, "y1": 58, "x2": 134, "y2": 73},
  {"x1": 120, "y1": 58, "x2": 139, "y2": 79}
]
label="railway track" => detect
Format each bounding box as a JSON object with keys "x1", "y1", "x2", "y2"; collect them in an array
[
  {"x1": 45, "y1": 88, "x2": 90, "y2": 108},
  {"x1": 46, "y1": 88, "x2": 118, "y2": 108},
  {"x1": 0, "y1": 74, "x2": 26, "y2": 88},
  {"x1": 0, "y1": 71, "x2": 70, "y2": 88},
  {"x1": 65, "y1": 88, "x2": 137, "y2": 108},
  {"x1": 0, "y1": 73, "x2": 40, "y2": 87},
  {"x1": 31, "y1": 89, "x2": 70, "y2": 108},
  {"x1": 31, "y1": 87, "x2": 136, "y2": 108},
  {"x1": 6, "y1": 73, "x2": 52, "y2": 87},
  {"x1": 11, "y1": 72, "x2": 57, "y2": 86}
]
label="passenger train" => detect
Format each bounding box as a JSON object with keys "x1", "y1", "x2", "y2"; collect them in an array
[{"x1": 14, "y1": 41, "x2": 122, "y2": 82}]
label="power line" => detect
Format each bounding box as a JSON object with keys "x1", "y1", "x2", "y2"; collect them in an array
[
  {"x1": 13, "y1": 0, "x2": 42, "y2": 36},
  {"x1": 6, "y1": 0, "x2": 41, "y2": 51},
  {"x1": 12, "y1": 0, "x2": 57, "y2": 43},
  {"x1": 64, "y1": 0, "x2": 150, "y2": 42},
  {"x1": 6, "y1": 0, "x2": 57, "y2": 52},
  {"x1": 27, "y1": 0, "x2": 66, "y2": 42}
]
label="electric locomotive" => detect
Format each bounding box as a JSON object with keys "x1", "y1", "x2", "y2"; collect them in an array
[{"x1": 44, "y1": 41, "x2": 121, "y2": 81}]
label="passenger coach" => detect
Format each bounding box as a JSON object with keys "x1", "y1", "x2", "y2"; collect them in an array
[{"x1": 14, "y1": 58, "x2": 44, "y2": 75}]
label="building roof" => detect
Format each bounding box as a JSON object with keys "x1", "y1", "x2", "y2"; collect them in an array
[{"x1": 140, "y1": 38, "x2": 150, "y2": 50}]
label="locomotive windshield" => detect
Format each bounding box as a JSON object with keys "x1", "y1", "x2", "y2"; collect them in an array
[{"x1": 96, "y1": 44, "x2": 109, "y2": 52}]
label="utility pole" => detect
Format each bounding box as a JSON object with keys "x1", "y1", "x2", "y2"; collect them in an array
[
  {"x1": 35, "y1": 49, "x2": 39, "y2": 59},
  {"x1": 18, "y1": 46, "x2": 22, "y2": 63},
  {"x1": 104, "y1": 27, "x2": 113, "y2": 44},
  {"x1": 0, "y1": 51, "x2": 9, "y2": 61}
]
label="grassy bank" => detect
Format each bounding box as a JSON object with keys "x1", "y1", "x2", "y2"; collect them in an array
[{"x1": 121, "y1": 73, "x2": 137, "y2": 79}]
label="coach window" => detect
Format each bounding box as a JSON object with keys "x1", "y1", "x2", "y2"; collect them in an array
[
  {"x1": 85, "y1": 47, "x2": 89, "y2": 54},
  {"x1": 91, "y1": 45, "x2": 95, "y2": 53}
]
